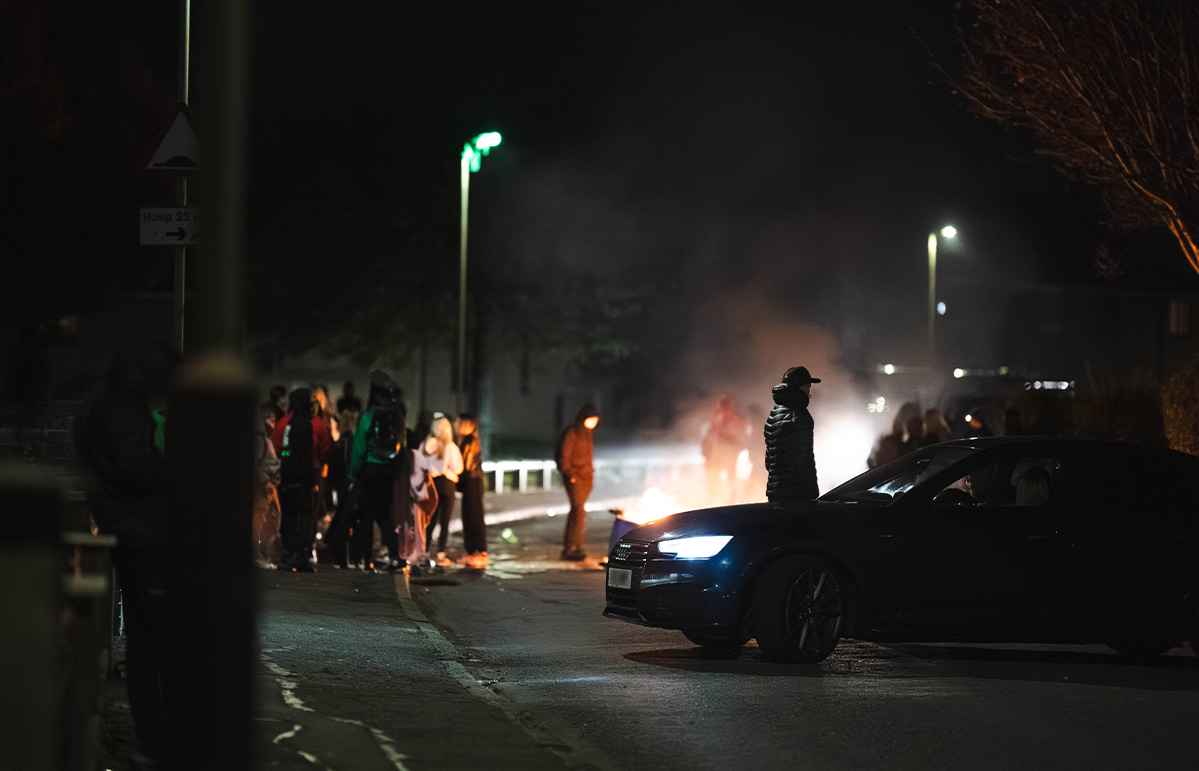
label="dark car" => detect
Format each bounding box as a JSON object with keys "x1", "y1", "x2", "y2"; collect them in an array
[{"x1": 604, "y1": 437, "x2": 1199, "y2": 663}]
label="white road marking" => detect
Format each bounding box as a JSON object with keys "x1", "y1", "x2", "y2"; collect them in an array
[
  {"x1": 261, "y1": 655, "x2": 314, "y2": 713},
  {"x1": 273, "y1": 724, "x2": 302, "y2": 744},
  {"x1": 330, "y1": 718, "x2": 412, "y2": 771}
]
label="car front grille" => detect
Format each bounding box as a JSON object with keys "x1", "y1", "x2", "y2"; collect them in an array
[{"x1": 609, "y1": 540, "x2": 650, "y2": 568}]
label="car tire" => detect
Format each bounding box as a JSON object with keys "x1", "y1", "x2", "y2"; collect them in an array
[
  {"x1": 1107, "y1": 640, "x2": 1175, "y2": 659},
  {"x1": 752, "y1": 555, "x2": 845, "y2": 663},
  {"x1": 681, "y1": 629, "x2": 748, "y2": 653}
]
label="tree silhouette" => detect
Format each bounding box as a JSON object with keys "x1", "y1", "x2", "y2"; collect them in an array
[{"x1": 954, "y1": 0, "x2": 1199, "y2": 276}]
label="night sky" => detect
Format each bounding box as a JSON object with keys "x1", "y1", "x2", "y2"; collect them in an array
[
  {"x1": 240, "y1": 2, "x2": 1194, "y2": 299},
  {"x1": 18, "y1": 0, "x2": 1198, "y2": 405}
]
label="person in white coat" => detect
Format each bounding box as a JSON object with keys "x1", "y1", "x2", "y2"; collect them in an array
[{"x1": 422, "y1": 414, "x2": 464, "y2": 566}]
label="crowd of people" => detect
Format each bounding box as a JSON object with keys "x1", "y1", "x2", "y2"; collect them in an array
[
  {"x1": 252, "y1": 369, "x2": 490, "y2": 574},
  {"x1": 866, "y1": 403, "x2": 954, "y2": 469}
]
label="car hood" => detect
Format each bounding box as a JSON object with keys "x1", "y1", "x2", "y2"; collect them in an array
[{"x1": 624, "y1": 499, "x2": 843, "y2": 542}]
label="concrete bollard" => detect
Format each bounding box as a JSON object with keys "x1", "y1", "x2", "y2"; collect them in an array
[{"x1": 0, "y1": 463, "x2": 64, "y2": 770}]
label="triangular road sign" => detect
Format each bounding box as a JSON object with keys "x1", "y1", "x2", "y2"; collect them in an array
[{"x1": 144, "y1": 102, "x2": 202, "y2": 173}]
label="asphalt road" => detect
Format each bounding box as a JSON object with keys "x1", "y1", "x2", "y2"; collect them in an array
[{"x1": 413, "y1": 508, "x2": 1199, "y2": 771}]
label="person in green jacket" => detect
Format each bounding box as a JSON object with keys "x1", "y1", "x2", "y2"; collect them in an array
[{"x1": 349, "y1": 370, "x2": 406, "y2": 571}]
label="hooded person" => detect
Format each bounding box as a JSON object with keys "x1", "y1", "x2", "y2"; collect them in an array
[
  {"x1": 556, "y1": 403, "x2": 599, "y2": 560},
  {"x1": 276, "y1": 387, "x2": 321, "y2": 571},
  {"x1": 74, "y1": 338, "x2": 181, "y2": 765},
  {"x1": 764, "y1": 366, "x2": 820, "y2": 502},
  {"x1": 349, "y1": 370, "x2": 406, "y2": 571}
]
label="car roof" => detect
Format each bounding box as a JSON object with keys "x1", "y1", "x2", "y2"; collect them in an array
[{"x1": 939, "y1": 435, "x2": 1193, "y2": 459}]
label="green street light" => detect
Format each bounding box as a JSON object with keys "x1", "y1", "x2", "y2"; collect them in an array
[{"x1": 458, "y1": 131, "x2": 503, "y2": 412}]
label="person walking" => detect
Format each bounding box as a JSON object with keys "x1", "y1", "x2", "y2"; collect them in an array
[
  {"x1": 921, "y1": 408, "x2": 952, "y2": 447},
  {"x1": 456, "y1": 413, "x2": 488, "y2": 569},
  {"x1": 394, "y1": 443, "x2": 437, "y2": 570},
  {"x1": 701, "y1": 395, "x2": 747, "y2": 505},
  {"x1": 75, "y1": 339, "x2": 181, "y2": 767},
  {"x1": 349, "y1": 371, "x2": 406, "y2": 571},
  {"x1": 422, "y1": 414, "x2": 463, "y2": 566},
  {"x1": 275, "y1": 388, "x2": 321, "y2": 571},
  {"x1": 557, "y1": 403, "x2": 599, "y2": 561},
  {"x1": 253, "y1": 402, "x2": 282, "y2": 568},
  {"x1": 336, "y1": 380, "x2": 362, "y2": 417},
  {"x1": 764, "y1": 366, "x2": 820, "y2": 502},
  {"x1": 868, "y1": 415, "x2": 906, "y2": 469}
]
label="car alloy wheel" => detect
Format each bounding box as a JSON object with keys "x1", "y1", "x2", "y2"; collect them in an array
[{"x1": 752, "y1": 555, "x2": 845, "y2": 663}]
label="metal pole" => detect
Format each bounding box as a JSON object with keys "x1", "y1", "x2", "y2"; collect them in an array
[
  {"x1": 927, "y1": 232, "x2": 937, "y2": 366},
  {"x1": 170, "y1": 1, "x2": 255, "y2": 768},
  {"x1": 173, "y1": 0, "x2": 190, "y2": 352},
  {"x1": 457, "y1": 153, "x2": 470, "y2": 413}
]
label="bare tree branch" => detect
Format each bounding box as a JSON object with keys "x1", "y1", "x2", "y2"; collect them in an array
[{"x1": 953, "y1": 0, "x2": 1199, "y2": 276}]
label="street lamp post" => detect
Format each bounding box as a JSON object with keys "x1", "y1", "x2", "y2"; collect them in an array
[
  {"x1": 457, "y1": 131, "x2": 502, "y2": 413},
  {"x1": 927, "y1": 225, "x2": 956, "y2": 366}
]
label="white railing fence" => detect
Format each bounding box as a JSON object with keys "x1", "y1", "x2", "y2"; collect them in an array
[{"x1": 481, "y1": 453, "x2": 705, "y2": 494}]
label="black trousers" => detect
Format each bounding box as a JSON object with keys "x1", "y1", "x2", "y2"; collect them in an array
[
  {"x1": 112, "y1": 545, "x2": 175, "y2": 758},
  {"x1": 426, "y1": 475, "x2": 458, "y2": 553},
  {"x1": 459, "y1": 476, "x2": 487, "y2": 554},
  {"x1": 278, "y1": 483, "x2": 316, "y2": 566},
  {"x1": 354, "y1": 463, "x2": 399, "y2": 563}
]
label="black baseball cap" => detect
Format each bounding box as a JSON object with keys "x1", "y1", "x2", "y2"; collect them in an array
[{"x1": 782, "y1": 366, "x2": 821, "y2": 385}]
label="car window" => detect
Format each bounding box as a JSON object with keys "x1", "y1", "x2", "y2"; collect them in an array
[
  {"x1": 821, "y1": 446, "x2": 972, "y2": 503},
  {"x1": 1074, "y1": 449, "x2": 1199, "y2": 525},
  {"x1": 931, "y1": 454, "x2": 1063, "y2": 511}
]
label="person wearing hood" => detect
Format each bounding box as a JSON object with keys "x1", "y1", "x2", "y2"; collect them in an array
[
  {"x1": 764, "y1": 366, "x2": 820, "y2": 501},
  {"x1": 349, "y1": 370, "x2": 406, "y2": 571},
  {"x1": 275, "y1": 387, "x2": 323, "y2": 571},
  {"x1": 74, "y1": 338, "x2": 181, "y2": 765},
  {"x1": 556, "y1": 403, "x2": 599, "y2": 561}
]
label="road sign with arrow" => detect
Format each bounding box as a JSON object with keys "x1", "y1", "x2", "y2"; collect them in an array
[{"x1": 140, "y1": 207, "x2": 200, "y2": 246}]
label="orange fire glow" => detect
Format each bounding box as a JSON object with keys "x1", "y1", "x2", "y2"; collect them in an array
[{"x1": 619, "y1": 486, "x2": 679, "y2": 525}]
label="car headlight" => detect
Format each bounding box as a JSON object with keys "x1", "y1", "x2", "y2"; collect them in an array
[{"x1": 656, "y1": 535, "x2": 733, "y2": 559}]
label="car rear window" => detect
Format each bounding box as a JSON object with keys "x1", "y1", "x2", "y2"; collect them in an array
[{"x1": 1074, "y1": 449, "x2": 1199, "y2": 524}]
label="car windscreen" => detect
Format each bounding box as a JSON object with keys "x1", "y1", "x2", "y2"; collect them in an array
[{"x1": 821, "y1": 446, "x2": 974, "y2": 503}]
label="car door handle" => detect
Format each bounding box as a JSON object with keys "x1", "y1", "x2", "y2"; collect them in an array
[{"x1": 1029, "y1": 532, "x2": 1061, "y2": 540}]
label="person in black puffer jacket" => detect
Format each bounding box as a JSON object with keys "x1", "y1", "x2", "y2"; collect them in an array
[{"x1": 764, "y1": 366, "x2": 821, "y2": 501}]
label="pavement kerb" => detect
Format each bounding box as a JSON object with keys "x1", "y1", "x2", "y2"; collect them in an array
[{"x1": 449, "y1": 495, "x2": 639, "y2": 535}]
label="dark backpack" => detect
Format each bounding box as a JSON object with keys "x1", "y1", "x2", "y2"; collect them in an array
[
  {"x1": 279, "y1": 415, "x2": 315, "y2": 488},
  {"x1": 366, "y1": 407, "x2": 401, "y2": 461}
]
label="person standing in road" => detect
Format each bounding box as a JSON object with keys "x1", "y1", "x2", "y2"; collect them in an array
[
  {"x1": 764, "y1": 366, "x2": 820, "y2": 502},
  {"x1": 336, "y1": 379, "x2": 362, "y2": 417},
  {"x1": 350, "y1": 371, "x2": 406, "y2": 571},
  {"x1": 701, "y1": 395, "x2": 747, "y2": 506},
  {"x1": 422, "y1": 414, "x2": 463, "y2": 565},
  {"x1": 254, "y1": 401, "x2": 282, "y2": 568},
  {"x1": 75, "y1": 339, "x2": 181, "y2": 768},
  {"x1": 557, "y1": 403, "x2": 599, "y2": 561},
  {"x1": 276, "y1": 388, "x2": 321, "y2": 571},
  {"x1": 456, "y1": 413, "x2": 488, "y2": 569}
]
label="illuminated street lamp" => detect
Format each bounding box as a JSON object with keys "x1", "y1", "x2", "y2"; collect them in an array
[
  {"x1": 927, "y1": 225, "x2": 956, "y2": 366},
  {"x1": 457, "y1": 131, "x2": 502, "y2": 412}
]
